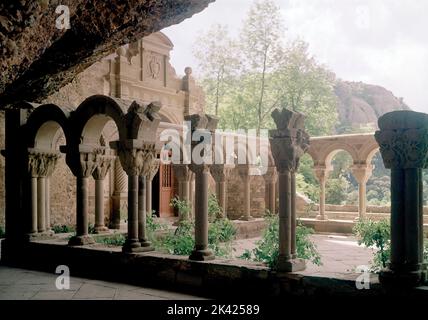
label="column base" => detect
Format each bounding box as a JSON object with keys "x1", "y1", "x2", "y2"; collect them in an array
[
  {"x1": 94, "y1": 226, "x2": 110, "y2": 234},
  {"x1": 189, "y1": 249, "x2": 215, "y2": 261},
  {"x1": 379, "y1": 268, "x2": 424, "y2": 288},
  {"x1": 240, "y1": 215, "x2": 254, "y2": 221},
  {"x1": 27, "y1": 231, "x2": 55, "y2": 241},
  {"x1": 277, "y1": 256, "x2": 306, "y2": 272},
  {"x1": 122, "y1": 239, "x2": 145, "y2": 253},
  {"x1": 68, "y1": 235, "x2": 95, "y2": 246},
  {"x1": 315, "y1": 215, "x2": 328, "y2": 221},
  {"x1": 139, "y1": 240, "x2": 154, "y2": 252}
]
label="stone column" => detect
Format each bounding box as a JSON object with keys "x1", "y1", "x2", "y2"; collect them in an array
[
  {"x1": 270, "y1": 108, "x2": 310, "y2": 272},
  {"x1": 263, "y1": 167, "x2": 277, "y2": 214},
  {"x1": 45, "y1": 177, "x2": 51, "y2": 232},
  {"x1": 146, "y1": 159, "x2": 160, "y2": 217},
  {"x1": 92, "y1": 155, "x2": 114, "y2": 233},
  {"x1": 115, "y1": 142, "x2": 158, "y2": 253},
  {"x1": 186, "y1": 113, "x2": 219, "y2": 261},
  {"x1": 314, "y1": 165, "x2": 331, "y2": 220},
  {"x1": 210, "y1": 165, "x2": 234, "y2": 219},
  {"x1": 351, "y1": 164, "x2": 373, "y2": 220},
  {"x1": 173, "y1": 164, "x2": 192, "y2": 221},
  {"x1": 68, "y1": 150, "x2": 100, "y2": 246},
  {"x1": 111, "y1": 157, "x2": 128, "y2": 229},
  {"x1": 27, "y1": 150, "x2": 60, "y2": 236},
  {"x1": 238, "y1": 165, "x2": 254, "y2": 221},
  {"x1": 375, "y1": 110, "x2": 428, "y2": 287}
]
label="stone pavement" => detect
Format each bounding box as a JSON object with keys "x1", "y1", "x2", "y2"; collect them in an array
[
  {"x1": 232, "y1": 234, "x2": 374, "y2": 276},
  {"x1": 0, "y1": 266, "x2": 204, "y2": 300}
]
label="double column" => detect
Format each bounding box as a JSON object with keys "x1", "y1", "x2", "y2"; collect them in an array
[
  {"x1": 115, "y1": 142, "x2": 156, "y2": 253},
  {"x1": 27, "y1": 150, "x2": 60, "y2": 237},
  {"x1": 185, "y1": 113, "x2": 219, "y2": 261},
  {"x1": 270, "y1": 108, "x2": 310, "y2": 272},
  {"x1": 313, "y1": 165, "x2": 331, "y2": 220},
  {"x1": 238, "y1": 165, "x2": 255, "y2": 221},
  {"x1": 174, "y1": 164, "x2": 193, "y2": 222},
  {"x1": 145, "y1": 159, "x2": 160, "y2": 217},
  {"x1": 375, "y1": 110, "x2": 428, "y2": 287},
  {"x1": 210, "y1": 164, "x2": 234, "y2": 219},
  {"x1": 92, "y1": 154, "x2": 115, "y2": 233},
  {"x1": 351, "y1": 164, "x2": 373, "y2": 220}
]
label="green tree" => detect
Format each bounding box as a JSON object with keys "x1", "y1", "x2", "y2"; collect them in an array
[
  {"x1": 193, "y1": 24, "x2": 238, "y2": 116},
  {"x1": 193, "y1": 0, "x2": 338, "y2": 136}
]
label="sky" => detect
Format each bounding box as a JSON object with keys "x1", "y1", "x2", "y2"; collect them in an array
[{"x1": 162, "y1": 0, "x2": 428, "y2": 113}]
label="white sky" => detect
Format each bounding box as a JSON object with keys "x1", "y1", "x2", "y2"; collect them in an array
[{"x1": 162, "y1": 0, "x2": 428, "y2": 113}]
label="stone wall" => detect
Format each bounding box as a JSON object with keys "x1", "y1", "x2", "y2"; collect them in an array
[{"x1": 226, "y1": 172, "x2": 266, "y2": 220}]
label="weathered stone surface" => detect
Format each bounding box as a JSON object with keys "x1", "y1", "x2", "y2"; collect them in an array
[{"x1": 0, "y1": 0, "x2": 214, "y2": 108}]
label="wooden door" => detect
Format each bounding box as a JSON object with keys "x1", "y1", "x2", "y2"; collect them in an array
[{"x1": 159, "y1": 162, "x2": 175, "y2": 217}]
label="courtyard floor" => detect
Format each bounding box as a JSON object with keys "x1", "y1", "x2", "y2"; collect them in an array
[{"x1": 232, "y1": 234, "x2": 374, "y2": 276}]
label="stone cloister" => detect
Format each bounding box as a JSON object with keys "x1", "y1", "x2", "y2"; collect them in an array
[{"x1": 1, "y1": 31, "x2": 428, "y2": 294}]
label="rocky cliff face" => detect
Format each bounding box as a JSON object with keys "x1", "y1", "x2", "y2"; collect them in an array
[
  {"x1": 0, "y1": 0, "x2": 214, "y2": 108},
  {"x1": 334, "y1": 80, "x2": 410, "y2": 130}
]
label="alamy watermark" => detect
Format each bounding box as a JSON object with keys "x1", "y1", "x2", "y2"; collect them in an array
[
  {"x1": 159, "y1": 122, "x2": 270, "y2": 175},
  {"x1": 55, "y1": 265, "x2": 70, "y2": 290},
  {"x1": 355, "y1": 265, "x2": 370, "y2": 290}
]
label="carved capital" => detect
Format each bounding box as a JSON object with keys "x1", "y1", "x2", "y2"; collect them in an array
[
  {"x1": 351, "y1": 164, "x2": 373, "y2": 184},
  {"x1": 79, "y1": 149, "x2": 104, "y2": 178},
  {"x1": 92, "y1": 155, "x2": 115, "y2": 180},
  {"x1": 173, "y1": 164, "x2": 192, "y2": 182},
  {"x1": 313, "y1": 165, "x2": 332, "y2": 183},
  {"x1": 28, "y1": 150, "x2": 61, "y2": 178},
  {"x1": 189, "y1": 164, "x2": 210, "y2": 176},
  {"x1": 375, "y1": 127, "x2": 428, "y2": 169},
  {"x1": 210, "y1": 164, "x2": 234, "y2": 182},
  {"x1": 263, "y1": 167, "x2": 278, "y2": 183},
  {"x1": 269, "y1": 108, "x2": 310, "y2": 173},
  {"x1": 118, "y1": 143, "x2": 157, "y2": 177},
  {"x1": 146, "y1": 159, "x2": 160, "y2": 181},
  {"x1": 184, "y1": 113, "x2": 219, "y2": 164}
]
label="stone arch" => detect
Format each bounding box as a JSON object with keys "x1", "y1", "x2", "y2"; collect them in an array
[
  {"x1": 322, "y1": 143, "x2": 359, "y2": 167},
  {"x1": 71, "y1": 95, "x2": 127, "y2": 146},
  {"x1": 25, "y1": 103, "x2": 71, "y2": 151}
]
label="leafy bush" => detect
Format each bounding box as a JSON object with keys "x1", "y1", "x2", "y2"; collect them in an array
[
  {"x1": 0, "y1": 225, "x2": 5, "y2": 238},
  {"x1": 353, "y1": 219, "x2": 390, "y2": 272},
  {"x1": 161, "y1": 218, "x2": 237, "y2": 257},
  {"x1": 170, "y1": 196, "x2": 191, "y2": 221},
  {"x1": 95, "y1": 234, "x2": 126, "y2": 246},
  {"x1": 162, "y1": 221, "x2": 195, "y2": 255},
  {"x1": 208, "y1": 193, "x2": 223, "y2": 221},
  {"x1": 240, "y1": 214, "x2": 321, "y2": 269},
  {"x1": 52, "y1": 224, "x2": 75, "y2": 234}
]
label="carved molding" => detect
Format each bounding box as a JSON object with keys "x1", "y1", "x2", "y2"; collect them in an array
[
  {"x1": 375, "y1": 128, "x2": 428, "y2": 169},
  {"x1": 118, "y1": 143, "x2": 157, "y2": 176},
  {"x1": 269, "y1": 108, "x2": 310, "y2": 173}
]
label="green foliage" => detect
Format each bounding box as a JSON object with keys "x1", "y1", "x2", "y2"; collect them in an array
[
  {"x1": 241, "y1": 214, "x2": 321, "y2": 269},
  {"x1": 194, "y1": 0, "x2": 338, "y2": 136},
  {"x1": 0, "y1": 225, "x2": 5, "y2": 238},
  {"x1": 170, "y1": 196, "x2": 191, "y2": 221},
  {"x1": 163, "y1": 221, "x2": 195, "y2": 256},
  {"x1": 208, "y1": 193, "x2": 223, "y2": 222},
  {"x1": 52, "y1": 224, "x2": 75, "y2": 234},
  {"x1": 95, "y1": 234, "x2": 126, "y2": 246},
  {"x1": 353, "y1": 219, "x2": 391, "y2": 271},
  {"x1": 88, "y1": 223, "x2": 96, "y2": 235},
  {"x1": 161, "y1": 217, "x2": 237, "y2": 258}
]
